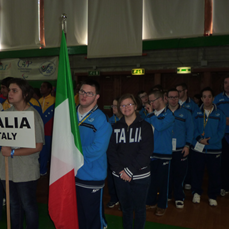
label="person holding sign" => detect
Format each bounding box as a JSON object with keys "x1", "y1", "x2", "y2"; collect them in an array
[
  {"x1": 191, "y1": 87, "x2": 226, "y2": 207},
  {"x1": 0, "y1": 78, "x2": 44, "y2": 229}
]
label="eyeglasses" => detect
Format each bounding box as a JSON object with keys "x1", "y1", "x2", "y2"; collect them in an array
[
  {"x1": 177, "y1": 90, "x2": 184, "y2": 93},
  {"x1": 167, "y1": 96, "x2": 179, "y2": 99},
  {"x1": 149, "y1": 97, "x2": 160, "y2": 103},
  {"x1": 120, "y1": 103, "x2": 135, "y2": 109},
  {"x1": 79, "y1": 89, "x2": 96, "y2": 97},
  {"x1": 111, "y1": 105, "x2": 117, "y2": 108}
]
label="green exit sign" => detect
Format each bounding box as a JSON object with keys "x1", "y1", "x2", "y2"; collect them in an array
[
  {"x1": 103, "y1": 105, "x2": 111, "y2": 110},
  {"x1": 131, "y1": 68, "x2": 145, "y2": 75},
  {"x1": 88, "y1": 71, "x2": 100, "y2": 76}
]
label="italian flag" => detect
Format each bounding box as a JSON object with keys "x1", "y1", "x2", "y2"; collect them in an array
[{"x1": 48, "y1": 31, "x2": 84, "y2": 229}]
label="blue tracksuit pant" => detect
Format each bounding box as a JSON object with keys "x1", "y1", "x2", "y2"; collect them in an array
[
  {"x1": 184, "y1": 148, "x2": 194, "y2": 186},
  {"x1": 146, "y1": 159, "x2": 170, "y2": 209},
  {"x1": 169, "y1": 150, "x2": 188, "y2": 201},
  {"x1": 191, "y1": 151, "x2": 221, "y2": 200},
  {"x1": 75, "y1": 184, "x2": 107, "y2": 229},
  {"x1": 221, "y1": 135, "x2": 229, "y2": 191}
]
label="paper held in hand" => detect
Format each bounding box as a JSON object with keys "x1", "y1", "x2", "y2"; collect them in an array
[
  {"x1": 194, "y1": 141, "x2": 205, "y2": 152},
  {"x1": 0, "y1": 111, "x2": 36, "y2": 148}
]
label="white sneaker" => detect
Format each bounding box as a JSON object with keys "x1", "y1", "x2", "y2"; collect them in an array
[
  {"x1": 184, "y1": 184, "x2": 191, "y2": 190},
  {"x1": 220, "y1": 189, "x2": 229, "y2": 197},
  {"x1": 175, "y1": 200, "x2": 184, "y2": 209},
  {"x1": 192, "y1": 193, "x2": 200, "y2": 204},
  {"x1": 209, "y1": 199, "x2": 217, "y2": 207},
  {"x1": 2, "y1": 198, "x2": 6, "y2": 206}
]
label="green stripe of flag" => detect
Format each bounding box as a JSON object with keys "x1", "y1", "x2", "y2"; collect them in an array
[{"x1": 55, "y1": 31, "x2": 83, "y2": 155}]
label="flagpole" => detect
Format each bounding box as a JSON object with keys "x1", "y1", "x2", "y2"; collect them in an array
[
  {"x1": 61, "y1": 13, "x2": 67, "y2": 39},
  {"x1": 4, "y1": 157, "x2": 11, "y2": 229}
]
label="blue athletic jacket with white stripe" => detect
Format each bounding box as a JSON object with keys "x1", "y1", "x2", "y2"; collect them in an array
[
  {"x1": 214, "y1": 92, "x2": 229, "y2": 134},
  {"x1": 169, "y1": 105, "x2": 194, "y2": 150},
  {"x1": 180, "y1": 97, "x2": 199, "y2": 114},
  {"x1": 107, "y1": 115, "x2": 154, "y2": 180},
  {"x1": 109, "y1": 114, "x2": 120, "y2": 125},
  {"x1": 145, "y1": 107, "x2": 175, "y2": 160},
  {"x1": 76, "y1": 105, "x2": 112, "y2": 183},
  {"x1": 192, "y1": 104, "x2": 226, "y2": 154}
]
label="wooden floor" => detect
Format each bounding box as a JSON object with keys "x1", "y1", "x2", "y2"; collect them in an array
[{"x1": 37, "y1": 170, "x2": 229, "y2": 229}]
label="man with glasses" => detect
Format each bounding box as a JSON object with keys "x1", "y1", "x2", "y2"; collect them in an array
[
  {"x1": 176, "y1": 83, "x2": 199, "y2": 190},
  {"x1": 176, "y1": 83, "x2": 199, "y2": 115},
  {"x1": 145, "y1": 90, "x2": 174, "y2": 216},
  {"x1": 167, "y1": 89, "x2": 194, "y2": 209},
  {"x1": 75, "y1": 79, "x2": 112, "y2": 229},
  {"x1": 214, "y1": 76, "x2": 229, "y2": 197},
  {"x1": 137, "y1": 90, "x2": 149, "y2": 119}
]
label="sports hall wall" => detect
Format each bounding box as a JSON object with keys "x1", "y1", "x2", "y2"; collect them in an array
[{"x1": 0, "y1": 0, "x2": 229, "y2": 116}]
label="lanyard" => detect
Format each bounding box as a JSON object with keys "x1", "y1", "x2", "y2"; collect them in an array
[
  {"x1": 78, "y1": 112, "x2": 92, "y2": 126},
  {"x1": 114, "y1": 116, "x2": 116, "y2": 123},
  {"x1": 202, "y1": 109, "x2": 212, "y2": 136},
  {"x1": 77, "y1": 105, "x2": 97, "y2": 126}
]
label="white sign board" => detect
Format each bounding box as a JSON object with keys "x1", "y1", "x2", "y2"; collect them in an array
[{"x1": 0, "y1": 111, "x2": 36, "y2": 148}]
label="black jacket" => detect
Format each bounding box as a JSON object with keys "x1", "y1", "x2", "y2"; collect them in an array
[{"x1": 107, "y1": 115, "x2": 154, "y2": 180}]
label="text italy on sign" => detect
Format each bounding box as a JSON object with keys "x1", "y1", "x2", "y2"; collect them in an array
[{"x1": 0, "y1": 111, "x2": 36, "y2": 148}]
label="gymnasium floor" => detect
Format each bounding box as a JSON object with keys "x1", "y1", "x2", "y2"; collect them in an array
[{"x1": 1, "y1": 169, "x2": 229, "y2": 229}]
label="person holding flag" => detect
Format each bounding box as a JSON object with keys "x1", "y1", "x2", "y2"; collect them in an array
[
  {"x1": 75, "y1": 79, "x2": 112, "y2": 229},
  {"x1": 49, "y1": 31, "x2": 84, "y2": 229},
  {"x1": 49, "y1": 31, "x2": 112, "y2": 229}
]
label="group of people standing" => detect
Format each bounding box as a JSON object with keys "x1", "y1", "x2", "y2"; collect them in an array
[
  {"x1": 0, "y1": 76, "x2": 229, "y2": 229},
  {"x1": 106, "y1": 78, "x2": 229, "y2": 229}
]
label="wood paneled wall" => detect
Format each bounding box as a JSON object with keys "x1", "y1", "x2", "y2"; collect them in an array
[{"x1": 76, "y1": 71, "x2": 228, "y2": 116}]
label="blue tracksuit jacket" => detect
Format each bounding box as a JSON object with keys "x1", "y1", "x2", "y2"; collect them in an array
[
  {"x1": 170, "y1": 105, "x2": 194, "y2": 150},
  {"x1": 180, "y1": 97, "x2": 199, "y2": 114},
  {"x1": 76, "y1": 105, "x2": 112, "y2": 182},
  {"x1": 192, "y1": 104, "x2": 226, "y2": 154},
  {"x1": 139, "y1": 106, "x2": 148, "y2": 119},
  {"x1": 145, "y1": 107, "x2": 175, "y2": 160},
  {"x1": 214, "y1": 92, "x2": 229, "y2": 134},
  {"x1": 109, "y1": 114, "x2": 120, "y2": 125}
]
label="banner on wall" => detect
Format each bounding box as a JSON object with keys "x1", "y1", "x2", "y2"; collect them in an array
[{"x1": 0, "y1": 57, "x2": 58, "y2": 80}]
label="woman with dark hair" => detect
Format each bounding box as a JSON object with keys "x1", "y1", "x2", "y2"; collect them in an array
[
  {"x1": 107, "y1": 93, "x2": 154, "y2": 229},
  {"x1": 0, "y1": 78, "x2": 44, "y2": 229}
]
